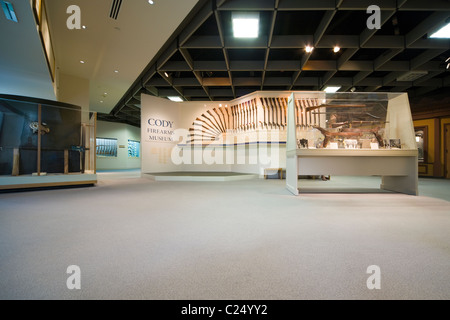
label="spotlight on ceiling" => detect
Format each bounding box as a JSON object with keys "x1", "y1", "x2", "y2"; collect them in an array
[
  {"x1": 305, "y1": 45, "x2": 314, "y2": 53},
  {"x1": 164, "y1": 72, "x2": 170, "y2": 78},
  {"x1": 446, "y1": 57, "x2": 450, "y2": 70},
  {"x1": 148, "y1": 0, "x2": 154, "y2": 4},
  {"x1": 324, "y1": 86, "x2": 341, "y2": 93},
  {"x1": 168, "y1": 96, "x2": 183, "y2": 102},
  {"x1": 232, "y1": 12, "x2": 259, "y2": 38},
  {"x1": 430, "y1": 22, "x2": 450, "y2": 38},
  {"x1": 333, "y1": 46, "x2": 341, "y2": 53},
  {"x1": 350, "y1": 87, "x2": 356, "y2": 92}
]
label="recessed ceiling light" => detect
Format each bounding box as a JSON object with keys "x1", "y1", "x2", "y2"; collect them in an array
[
  {"x1": 1, "y1": 1, "x2": 18, "y2": 23},
  {"x1": 114, "y1": 70, "x2": 119, "y2": 73},
  {"x1": 305, "y1": 45, "x2": 314, "y2": 53},
  {"x1": 232, "y1": 12, "x2": 259, "y2": 38},
  {"x1": 82, "y1": 25, "x2": 87, "y2": 29},
  {"x1": 148, "y1": 0, "x2": 154, "y2": 4},
  {"x1": 324, "y1": 86, "x2": 341, "y2": 93},
  {"x1": 333, "y1": 46, "x2": 340, "y2": 53},
  {"x1": 100, "y1": 100, "x2": 104, "y2": 103},
  {"x1": 168, "y1": 96, "x2": 183, "y2": 102},
  {"x1": 430, "y1": 22, "x2": 450, "y2": 38},
  {"x1": 164, "y1": 72, "x2": 169, "y2": 77},
  {"x1": 80, "y1": 60, "x2": 85, "y2": 64}
]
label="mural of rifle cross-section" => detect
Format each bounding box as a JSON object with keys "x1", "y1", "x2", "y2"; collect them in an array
[{"x1": 187, "y1": 96, "x2": 323, "y2": 144}]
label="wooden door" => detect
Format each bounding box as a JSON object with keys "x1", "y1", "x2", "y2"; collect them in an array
[{"x1": 445, "y1": 124, "x2": 450, "y2": 179}]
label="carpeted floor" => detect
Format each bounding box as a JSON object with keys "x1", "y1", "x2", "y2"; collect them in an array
[{"x1": 0, "y1": 173, "x2": 449, "y2": 300}]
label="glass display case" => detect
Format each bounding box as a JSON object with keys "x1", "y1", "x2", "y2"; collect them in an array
[
  {"x1": 292, "y1": 92, "x2": 414, "y2": 151},
  {"x1": 285, "y1": 92, "x2": 418, "y2": 196},
  {"x1": 0, "y1": 94, "x2": 97, "y2": 190}
]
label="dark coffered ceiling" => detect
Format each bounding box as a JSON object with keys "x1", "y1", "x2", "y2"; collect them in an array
[{"x1": 101, "y1": 0, "x2": 450, "y2": 127}]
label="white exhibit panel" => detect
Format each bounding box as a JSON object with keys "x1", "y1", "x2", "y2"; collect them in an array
[
  {"x1": 285, "y1": 92, "x2": 418, "y2": 195},
  {"x1": 141, "y1": 92, "x2": 292, "y2": 176}
]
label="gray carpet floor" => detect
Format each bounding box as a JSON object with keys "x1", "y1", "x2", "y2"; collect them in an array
[{"x1": 0, "y1": 173, "x2": 449, "y2": 300}]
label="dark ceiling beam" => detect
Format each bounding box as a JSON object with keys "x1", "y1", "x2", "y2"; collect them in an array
[
  {"x1": 172, "y1": 78, "x2": 201, "y2": 86},
  {"x1": 317, "y1": 35, "x2": 359, "y2": 48},
  {"x1": 230, "y1": 61, "x2": 265, "y2": 71},
  {"x1": 291, "y1": 2, "x2": 342, "y2": 90},
  {"x1": 410, "y1": 86, "x2": 441, "y2": 97},
  {"x1": 214, "y1": 7, "x2": 235, "y2": 99},
  {"x1": 353, "y1": 71, "x2": 373, "y2": 85},
  {"x1": 408, "y1": 39, "x2": 450, "y2": 50},
  {"x1": 264, "y1": 77, "x2": 292, "y2": 86},
  {"x1": 271, "y1": 35, "x2": 313, "y2": 48},
  {"x1": 216, "y1": 0, "x2": 227, "y2": 8},
  {"x1": 145, "y1": 85, "x2": 159, "y2": 96},
  {"x1": 225, "y1": 37, "x2": 268, "y2": 48},
  {"x1": 181, "y1": 36, "x2": 222, "y2": 49},
  {"x1": 374, "y1": 48, "x2": 404, "y2": 70},
  {"x1": 288, "y1": 53, "x2": 312, "y2": 90},
  {"x1": 400, "y1": 0, "x2": 450, "y2": 11},
  {"x1": 141, "y1": 65, "x2": 157, "y2": 86},
  {"x1": 410, "y1": 49, "x2": 448, "y2": 70},
  {"x1": 262, "y1": 7, "x2": 279, "y2": 90},
  {"x1": 266, "y1": 60, "x2": 303, "y2": 71},
  {"x1": 339, "y1": 0, "x2": 397, "y2": 10},
  {"x1": 203, "y1": 77, "x2": 231, "y2": 86},
  {"x1": 277, "y1": 0, "x2": 336, "y2": 10},
  {"x1": 179, "y1": 1, "x2": 214, "y2": 47},
  {"x1": 194, "y1": 61, "x2": 227, "y2": 71},
  {"x1": 234, "y1": 77, "x2": 262, "y2": 86},
  {"x1": 309, "y1": 4, "x2": 341, "y2": 90},
  {"x1": 383, "y1": 49, "x2": 448, "y2": 87},
  {"x1": 218, "y1": 0, "x2": 275, "y2": 10},
  {"x1": 358, "y1": 77, "x2": 383, "y2": 86},
  {"x1": 158, "y1": 61, "x2": 191, "y2": 72},
  {"x1": 405, "y1": 11, "x2": 450, "y2": 47},
  {"x1": 180, "y1": 47, "x2": 211, "y2": 99},
  {"x1": 157, "y1": 40, "x2": 178, "y2": 70},
  {"x1": 337, "y1": 48, "x2": 359, "y2": 69},
  {"x1": 304, "y1": 60, "x2": 337, "y2": 71}
]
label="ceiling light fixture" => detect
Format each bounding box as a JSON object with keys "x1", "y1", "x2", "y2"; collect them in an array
[
  {"x1": 114, "y1": 70, "x2": 119, "y2": 73},
  {"x1": 80, "y1": 60, "x2": 85, "y2": 64},
  {"x1": 1, "y1": 1, "x2": 18, "y2": 22},
  {"x1": 148, "y1": 0, "x2": 154, "y2": 4},
  {"x1": 232, "y1": 12, "x2": 259, "y2": 38},
  {"x1": 168, "y1": 96, "x2": 183, "y2": 102},
  {"x1": 430, "y1": 22, "x2": 450, "y2": 38},
  {"x1": 324, "y1": 86, "x2": 341, "y2": 93},
  {"x1": 164, "y1": 72, "x2": 169, "y2": 78},
  {"x1": 446, "y1": 57, "x2": 450, "y2": 70},
  {"x1": 82, "y1": 25, "x2": 87, "y2": 29},
  {"x1": 305, "y1": 45, "x2": 314, "y2": 53},
  {"x1": 333, "y1": 46, "x2": 340, "y2": 53}
]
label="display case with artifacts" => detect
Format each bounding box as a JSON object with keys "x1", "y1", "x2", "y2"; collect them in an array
[
  {"x1": 0, "y1": 94, "x2": 97, "y2": 190},
  {"x1": 285, "y1": 92, "x2": 418, "y2": 196}
]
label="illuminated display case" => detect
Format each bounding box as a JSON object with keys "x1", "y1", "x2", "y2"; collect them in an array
[
  {"x1": 285, "y1": 92, "x2": 418, "y2": 196},
  {"x1": 0, "y1": 94, "x2": 97, "y2": 190}
]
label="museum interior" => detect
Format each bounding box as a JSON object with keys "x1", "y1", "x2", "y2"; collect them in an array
[{"x1": 0, "y1": 0, "x2": 449, "y2": 300}]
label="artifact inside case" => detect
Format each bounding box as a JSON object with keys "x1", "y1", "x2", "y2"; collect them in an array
[{"x1": 295, "y1": 94, "x2": 395, "y2": 150}]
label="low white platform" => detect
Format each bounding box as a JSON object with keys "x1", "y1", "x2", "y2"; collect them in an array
[
  {"x1": 145, "y1": 172, "x2": 258, "y2": 182},
  {"x1": 0, "y1": 173, "x2": 97, "y2": 190}
]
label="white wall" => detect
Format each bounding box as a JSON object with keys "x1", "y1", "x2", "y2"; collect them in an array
[{"x1": 96, "y1": 121, "x2": 141, "y2": 170}]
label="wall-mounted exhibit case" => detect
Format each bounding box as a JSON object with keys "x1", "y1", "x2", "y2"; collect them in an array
[
  {"x1": 0, "y1": 94, "x2": 97, "y2": 190},
  {"x1": 285, "y1": 92, "x2": 418, "y2": 195}
]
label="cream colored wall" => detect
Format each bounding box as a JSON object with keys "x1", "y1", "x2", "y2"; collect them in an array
[
  {"x1": 56, "y1": 73, "x2": 90, "y2": 122},
  {"x1": 96, "y1": 121, "x2": 141, "y2": 170}
]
